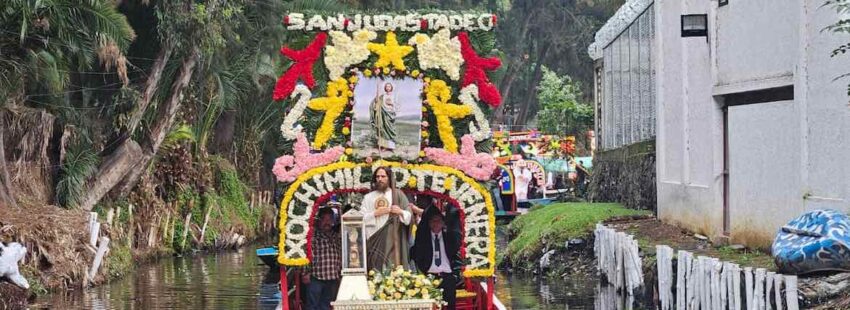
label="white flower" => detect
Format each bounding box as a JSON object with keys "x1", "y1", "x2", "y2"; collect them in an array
[
  {"x1": 287, "y1": 13, "x2": 305, "y2": 30},
  {"x1": 280, "y1": 85, "x2": 311, "y2": 140},
  {"x1": 459, "y1": 85, "x2": 492, "y2": 141},
  {"x1": 324, "y1": 30, "x2": 377, "y2": 80},
  {"x1": 408, "y1": 29, "x2": 464, "y2": 80},
  {"x1": 306, "y1": 14, "x2": 329, "y2": 31}
]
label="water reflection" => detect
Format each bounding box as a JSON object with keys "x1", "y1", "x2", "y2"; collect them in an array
[
  {"x1": 36, "y1": 246, "x2": 281, "y2": 310},
  {"x1": 495, "y1": 271, "x2": 598, "y2": 310}
]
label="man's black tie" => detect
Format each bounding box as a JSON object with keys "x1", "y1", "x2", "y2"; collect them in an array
[{"x1": 433, "y1": 234, "x2": 442, "y2": 266}]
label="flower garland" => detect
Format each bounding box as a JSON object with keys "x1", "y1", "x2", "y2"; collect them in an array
[
  {"x1": 280, "y1": 85, "x2": 311, "y2": 140},
  {"x1": 271, "y1": 132, "x2": 345, "y2": 183},
  {"x1": 458, "y1": 32, "x2": 502, "y2": 107},
  {"x1": 425, "y1": 79, "x2": 471, "y2": 153},
  {"x1": 307, "y1": 78, "x2": 353, "y2": 149},
  {"x1": 324, "y1": 30, "x2": 377, "y2": 80},
  {"x1": 458, "y1": 85, "x2": 491, "y2": 141},
  {"x1": 277, "y1": 162, "x2": 496, "y2": 277},
  {"x1": 424, "y1": 134, "x2": 497, "y2": 181},
  {"x1": 273, "y1": 32, "x2": 327, "y2": 101},
  {"x1": 367, "y1": 32, "x2": 414, "y2": 71},
  {"x1": 408, "y1": 29, "x2": 463, "y2": 80}
]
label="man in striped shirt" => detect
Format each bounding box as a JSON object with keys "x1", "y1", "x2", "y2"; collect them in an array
[{"x1": 302, "y1": 207, "x2": 341, "y2": 310}]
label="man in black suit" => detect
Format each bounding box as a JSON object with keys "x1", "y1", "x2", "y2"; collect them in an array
[{"x1": 411, "y1": 207, "x2": 461, "y2": 310}]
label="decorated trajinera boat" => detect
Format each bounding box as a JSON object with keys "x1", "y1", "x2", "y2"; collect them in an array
[{"x1": 271, "y1": 10, "x2": 504, "y2": 310}]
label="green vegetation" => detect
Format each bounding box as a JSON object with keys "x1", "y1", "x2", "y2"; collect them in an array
[
  {"x1": 106, "y1": 243, "x2": 134, "y2": 278},
  {"x1": 506, "y1": 202, "x2": 650, "y2": 262},
  {"x1": 534, "y1": 67, "x2": 594, "y2": 136}
]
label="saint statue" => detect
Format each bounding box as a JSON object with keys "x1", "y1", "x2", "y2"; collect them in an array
[
  {"x1": 370, "y1": 82, "x2": 398, "y2": 150},
  {"x1": 348, "y1": 229, "x2": 361, "y2": 268}
]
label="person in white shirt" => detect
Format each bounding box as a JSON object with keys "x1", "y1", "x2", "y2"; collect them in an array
[
  {"x1": 411, "y1": 209, "x2": 459, "y2": 309},
  {"x1": 361, "y1": 166, "x2": 413, "y2": 271}
]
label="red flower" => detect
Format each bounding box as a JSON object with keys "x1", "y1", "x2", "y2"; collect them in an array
[
  {"x1": 283, "y1": 15, "x2": 290, "y2": 25},
  {"x1": 273, "y1": 32, "x2": 328, "y2": 101},
  {"x1": 457, "y1": 32, "x2": 502, "y2": 107},
  {"x1": 344, "y1": 18, "x2": 350, "y2": 28},
  {"x1": 420, "y1": 19, "x2": 428, "y2": 30},
  {"x1": 491, "y1": 15, "x2": 497, "y2": 26}
]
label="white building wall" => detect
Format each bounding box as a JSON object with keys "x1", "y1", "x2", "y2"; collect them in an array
[
  {"x1": 798, "y1": 2, "x2": 850, "y2": 213},
  {"x1": 655, "y1": 0, "x2": 725, "y2": 239},
  {"x1": 656, "y1": 0, "x2": 850, "y2": 247}
]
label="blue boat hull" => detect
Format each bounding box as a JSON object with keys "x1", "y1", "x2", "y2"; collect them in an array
[{"x1": 257, "y1": 247, "x2": 279, "y2": 269}]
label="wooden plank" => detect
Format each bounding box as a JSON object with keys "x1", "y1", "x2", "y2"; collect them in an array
[
  {"x1": 676, "y1": 250, "x2": 688, "y2": 310},
  {"x1": 685, "y1": 251, "x2": 697, "y2": 310},
  {"x1": 106, "y1": 208, "x2": 115, "y2": 226},
  {"x1": 698, "y1": 256, "x2": 708, "y2": 309},
  {"x1": 712, "y1": 259, "x2": 723, "y2": 310},
  {"x1": 755, "y1": 268, "x2": 766, "y2": 310},
  {"x1": 657, "y1": 245, "x2": 674, "y2": 310},
  {"x1": 720, "y1": 262, "x2": 730, "y2": 310},
  {"x1": 774, "y1": 273, "x2": 784, "y2": 310},
  {"x1": 745, "y1": 267, "x2": 754, "y2": 309},
  {"x1": 785, "y1": 275, "x2": 799, "y2": 310},
  {"x1": 765, "y1": 271, "x2": 775, "y2": 310},
  {"x1": 732, "y1": 264, "x2": 742, "y2": 310}
]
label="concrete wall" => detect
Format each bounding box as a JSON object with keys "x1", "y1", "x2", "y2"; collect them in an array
[
  {"x1": 654, "y1": 0, "x2": 850, "y2": 248},
  {"x1": 655, "y1": 0, "x2": 725, "y2": 239}
]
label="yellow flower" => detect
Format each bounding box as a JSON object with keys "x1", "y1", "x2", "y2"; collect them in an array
[
  {"x1": 421, "y1": 107, "x2": 428, "y2": 112},
  {"x1": 426, "y1": 79, "x2": 472, "y2": 152},
  {"x1": 443, "y1": 177, "x2": 455, "y2": 191},
  {"x1": 393, "y1": 292, "x2": 402, "y2": 300},
  {"x1": 411, "y1": 69, "x2": 420, "y2": 77},
  {"x1": 421, "y1": 130, "x2": 429, "y2": 138},
  {"x1": 424, "y1": 77, "x2": 431, "y2": 83},
  {"x1": 379, "y1": 292, "x2": 387, "y2": 300},
  {"x1": 308, "y1": 78, "x2": 352, "y2": 149},
  {"x1": 364, "y1": 69, "x2": 372, "y2": 77},
  {"x1": 407, "y1": 177, "x2": 417, "y2": 188},
  {"x1": 382, "y1": 67, "x2": 390, "y2": 75},
  {"x1": 419, "y1": 151, "x2": 426, "y2": 158},
  {"x1": 342, "y1": 127, "x2": 350, "y2": 135},
  {"x1": 367, "y1": 32, "x2": 414, "y2": 70},
  {"x1": 345, "y1": 148, "x2": 353, "y2": 155},
  {"x1": 349, "y1": 75, "x2": 359, "y2": 84}
]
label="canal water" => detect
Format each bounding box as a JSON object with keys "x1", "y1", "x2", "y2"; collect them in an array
[{"x1": 36, "y1": 245, "x2": 600, "y2": 310}]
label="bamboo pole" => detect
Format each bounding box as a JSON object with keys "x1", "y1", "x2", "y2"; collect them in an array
[
  {"x1": 180, "y1": 213, "x2": 192, "y2": 250},
  {"x1": 88, "y1": 237, "x2": 111, "y2": 284},
  {"x1": 200, "y1": 206, "x2": 211, "y2": 246}
]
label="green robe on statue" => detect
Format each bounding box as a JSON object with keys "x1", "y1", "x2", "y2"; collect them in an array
[{"x1": 370, "y1": 92, "x2": 397, "y2": 150}]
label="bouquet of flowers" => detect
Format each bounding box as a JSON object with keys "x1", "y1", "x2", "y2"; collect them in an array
[{"x1": 368, "y1": 266, "x2": 445, "y2": 306}]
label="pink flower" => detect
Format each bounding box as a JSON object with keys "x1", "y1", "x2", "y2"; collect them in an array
[
  {"x1": 424, "y1": 135, "x2": 497, "y2": 181},
  {"x1": 421, "y1": 121, "x2": 429, "y2": 127},
  {"x1": 272, "y1": 132, "x2": 345, "y2": 183}
]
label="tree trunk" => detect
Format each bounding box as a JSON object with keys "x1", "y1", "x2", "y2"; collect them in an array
[
  {"x1": 211, "y1": 109, "x2": 236, "y2": 155},
  {"x1": 0, "y1": 130, "x2": 17, "y2": 209},
  {"x1": 80, "y1": 48, "x2": 200, "y2": 211},
  {"x1": 517, "y1": 43, "x2": 550, "y2": 126},
  {"x1": 125, "y1": 48, "x2": 173, "y2": 137}
]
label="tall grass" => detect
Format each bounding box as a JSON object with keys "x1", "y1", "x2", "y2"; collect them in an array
[{"x1": 56, "y1": 143, "x2": 99, "y2": 208}]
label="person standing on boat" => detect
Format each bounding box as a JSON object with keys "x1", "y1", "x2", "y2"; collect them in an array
[
  {"x1": 302, "y1": 207, "x2": 341, "y2": 310},
  {"x1": 411, "y1": 208, "x2": 461, "y2": 310},
  {"x1": 361, "y1": 166, "x2": 413, "y2": 271}
]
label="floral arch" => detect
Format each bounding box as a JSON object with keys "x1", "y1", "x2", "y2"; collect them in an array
[{"x1": 277, "y1": 161, "x2": 495, "y2": 277}]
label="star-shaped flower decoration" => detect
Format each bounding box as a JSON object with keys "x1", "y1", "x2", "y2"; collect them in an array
[{"x1": 368, "y1": 32, "x2": 414, "y2": 71}]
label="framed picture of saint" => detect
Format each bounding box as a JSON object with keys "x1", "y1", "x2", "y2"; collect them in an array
[{"x1": 351, "y1": 74, "x2": 423, "y2": 160}]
